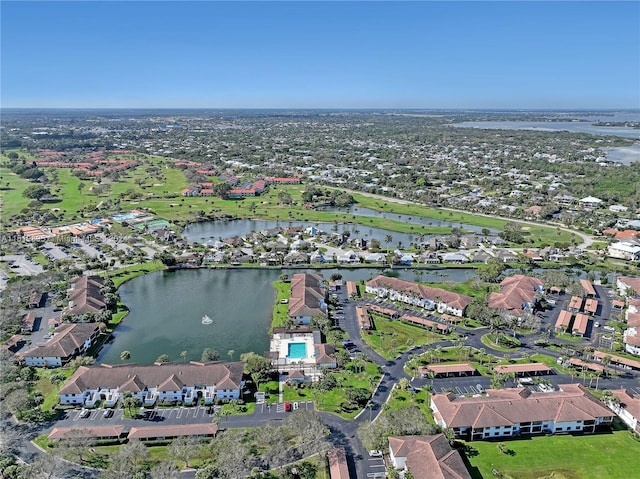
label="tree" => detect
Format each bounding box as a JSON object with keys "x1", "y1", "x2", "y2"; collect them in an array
[
  {"x1": 201, "y1": 348, "x2": 220, "y2": 362},
  {"x1": 26, "y1": 453, "x2": 69, "y2": 479},
  {"x1": 150, "y1": 461, "x2": 180, "y2": 479},
  {"x1": 168, "y1": 436, "x2": 202, "y2": 468},
  {"x1": 58, "y1": 428, "x2": 92, "y2": 464},
  {"x1": 241, "y1": 352, "x2": 272, "y2": 389},
  {"x1": 122, "y1": 395, "x2": 139, "y2": 417},
  {"x1": 100, "y1": 440, "x2": 149, "y2": 479},
  {"x1": 156, "y1": 354, "x2": 170, "y2": 363},
  {"x1": 50, "y1": 372, "x2": 67, "y2": 390},
  {"x1": 228, "y1": 349, "x2": 235, "y2": 361},
  {"x1": 180, "y1": 350, "x2": 188, "y2": 363},
  {"x1": 23, "y1": 185, "x2": 50, "y2": 200},
  {"x1": 120, "y1": 350, "x2": 131, "y2": 362},
  {"x1": 477, "y1": 257, "x2": 507, "y2": 283}
]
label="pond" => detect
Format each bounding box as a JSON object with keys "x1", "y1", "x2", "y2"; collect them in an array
[
  {"x1": 182, "y1": 207, "x2": 498, "y2": 247},
  {"x1": 183, "y1": 218, "x2": 428, "y2": 248},
  {"x1": 316, "y1": 205, "x2": 500, "y2": 234},
  {"x1": 98, "y1": 267, "x2": 475, "y2": 365}
]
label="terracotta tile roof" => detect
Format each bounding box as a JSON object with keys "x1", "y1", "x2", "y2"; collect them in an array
[
  {"x1": 619, "y1": 277, "x2": 640, "y2": 295},
  {"x1": 327, "y1": 447, "x2": 350, "y2": 479},
  {"x1": 388, "y1": 434, "x2": 472, "y2": 479},
  {"x1": 127, "y1": 423, "x2": 218, "y2": 439},
  {"x1": 580, "y1": 279, "x2": 597, "y2": 296},
  {"x1": 555, "y1": 310, "x2": 572, "y2": 330},
  {"x1": 572, "y1": 313, "x2": 589, "y2": 335},
  {"x1": 314, "y1": 344, "x2": 336, "y2": 365},
  {"x1": 568, "y1": 296, "x2": 583, "y2": 310},
  {"x1": 420, "y1": 364, "x2": 476, "y2": 375},
  {"x1": 23, "y1": 323, "x2": 99, "y2": 359},
  {"x1": 568, "y1": 358, "x2": 604, "y2": 372},
  {"x1": 584, "y1": 298, "x2": 598, "y2": 314},
  {"x1": 59, "y1": 362, "x2": 244, "y2": 396},
  {"x1": 594, "y1": 351, "x2": 640, "y2": 370},
  {"x1": 488, "y1": 274, "x2": 544, "y2": 313},
  {"x1": 356, "y1": 307, "x2": 371, "y2": 329},
  {"x1": 611, "y1": 389, "x2": 640, "y2": 423},
  {"x1": 432, "y1": 384, "x2": 614, "y2": 429},
  {"x1": 401, "y1": 314, "x2": 449, "y2": 331},
  {"x1": 67, "y1": 275, "x2": 106, "y2": 315},
  {"x1": 288, "y1": 273, "x2": 326, "y2": 318},
  {"x1": 493, "y1": 363, "x2": 551, "y2": 374},
  {"x1": 48, "y1": 426, "x2": 124, "y2": 440},
  {"x1": 367, "y1": 275, "x2": 472, "y2": 311}
]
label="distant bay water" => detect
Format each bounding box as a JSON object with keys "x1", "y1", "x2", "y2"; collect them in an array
[{"x1": 453, "y1": 120, "x2": 639, "y2": 140}]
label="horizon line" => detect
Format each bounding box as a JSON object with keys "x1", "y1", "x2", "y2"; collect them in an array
[{"x1": 2, "y1": 107, "x2": 639, "y2": 112}]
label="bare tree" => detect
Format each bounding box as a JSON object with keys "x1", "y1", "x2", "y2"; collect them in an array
[{"x1": 168, "y1": 436, "x2": 203, "y2": 468}]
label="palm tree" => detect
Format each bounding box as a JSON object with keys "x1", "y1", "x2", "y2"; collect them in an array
[
  {"x1": 228, "y1": 349, "x2": 235, "y2": 362},
  {"x1": 120, "y1": 350, "x2": 131, "y2": 362},
  {"x1": 180, "y1": 351, "x2": 188, "y2": 363}
]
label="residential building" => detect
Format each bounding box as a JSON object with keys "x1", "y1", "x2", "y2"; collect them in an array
[
  {"x1": 365, "y1": 275, "x2": 472, "y2": 317},
  {"x1": 388, "y1": 434, "x2": 472, "y2": 479},
  {"x1": 431, "y1": 384, "x2": 614, "y2": 440},
  {"x1": 66, "y1": 275, "x2": 106, "y2": 317},
  {"x1": 617, "y1": 276, "x2": 640, "y2": 297},
  {"x1": 288, "y1": 273, "x2": 327, "y2": 324},
  {"x1": 58, "y1": 361, "x2": 245, "y2": 407},
  {"x1": 23, "y1": 323, "x2": 100, "y2": 367},
  {"x1": 488, "y1": 274, "x2": 544, "y2": 316},
  {"x1": 608, "y1": 242, "x2": 640, "y2": 261},
  {"x1": 608, "y1": 389, "x2": 640, "y2": 434}
]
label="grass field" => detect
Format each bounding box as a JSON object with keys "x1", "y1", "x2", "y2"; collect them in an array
[
  {"x1": 465, "y1": 431, "x2": 640, "y2": 479},
  {"x1": 361, "y1": 315, "x2": 459, "y2": 359},
  {"x1": 1, "y1": 152, "x2": 578, "y2": 251},
  {"x1": 0, "y1": 166, "x2": 33, "y2": 217},
  {"x1": 350, "y1": 192, "x2": 575, "y2": 247}
]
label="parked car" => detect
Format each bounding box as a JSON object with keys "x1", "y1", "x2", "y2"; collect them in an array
[
  {"x1": 79, "y1": 409, "x2": 90, "y2": 418},
  {"x1": 476, "y1": 384, "x2": 485, "y2": 393},
  {"x1": 284, "y1": 402, "x2": 292, "y2": 412},
  {"x1": 369, "y1": 450, "x2": 383, "y2": 457},
  {"x1": 103, "y1": 409, "x2": 114, "y2": 418}
]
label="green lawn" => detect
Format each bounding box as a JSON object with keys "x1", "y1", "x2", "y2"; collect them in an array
[
  {"x1": 35, "y1": 368, "x2": 74, "y2": 411},
  {"x1": 348, "y1": 192, "x2": 575, "y2": 247},
  {"x1": 362, "y1": 315, "x2": 459, "y2": 359},
  {"x1": 270, "y1": 280, "x2": 291, "y2": 329},
  {"x1": 465, "y1": 431, "x2": 640, "y2": 479},
  {"x1": 107, "y1": 261, "x2": 166, "y2": 288},
  {"x1": 0, "y1": 166, "x2": 34, "y2": 217}
]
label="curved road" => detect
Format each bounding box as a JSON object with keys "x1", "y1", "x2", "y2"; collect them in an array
[{"x1": 14, "y1": 280, "x2": 640, "y2": 478}]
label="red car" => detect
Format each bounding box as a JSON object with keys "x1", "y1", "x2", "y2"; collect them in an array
[{"x1": 284, "y1": 402, "x2": 291, "y2": 412}]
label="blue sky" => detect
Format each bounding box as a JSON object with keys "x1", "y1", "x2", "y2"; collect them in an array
[{"x1": 1, "y1": 1, "x2": 639, "y2": 109}]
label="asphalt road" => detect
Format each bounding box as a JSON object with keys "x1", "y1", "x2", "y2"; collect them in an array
[{"x1": 13, "y1": 280, "x2": 640, "y2": 478}]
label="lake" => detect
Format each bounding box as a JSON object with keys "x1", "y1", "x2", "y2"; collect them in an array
[
  {"x1": 182, "y1": 207, "x2": 497, "y2": 246},
  {"x1": 184, "y1": 219, "x2": 426, "y2": 248},
  {"x1": 317, "y1": 206, "x2": 499, "y2": 234},
  {"x1": 98, "y1": 267, "x2": 475, "y2": 365}
]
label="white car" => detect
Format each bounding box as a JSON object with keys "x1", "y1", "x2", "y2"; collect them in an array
[{"x1": 369, "y1": 450, "x2": 383, "y2": 458}]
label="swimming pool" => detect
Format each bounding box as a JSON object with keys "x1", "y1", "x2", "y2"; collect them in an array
[{"x1": 287, "y1": 342, "x2": 307, "y2": 359}]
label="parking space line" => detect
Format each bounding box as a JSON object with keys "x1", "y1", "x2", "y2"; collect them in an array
[{"x1": 176, "y1": 408, "x2": 183, "y2": 419}]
